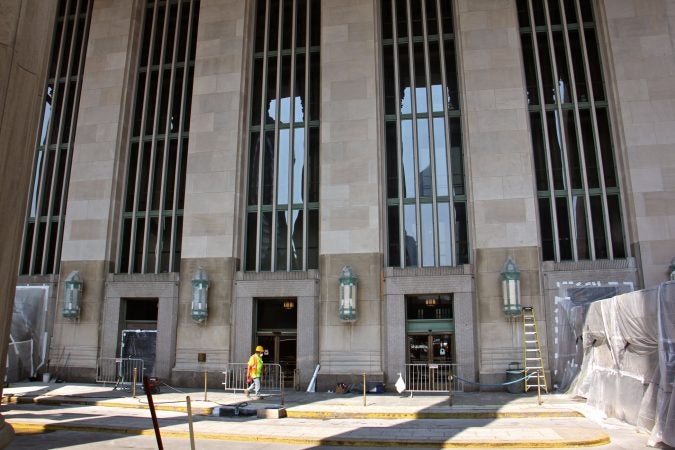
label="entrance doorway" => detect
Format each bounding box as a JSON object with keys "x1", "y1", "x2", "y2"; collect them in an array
[
  {"x1": 405, "y1": 294, "x2": 455, "y2": 363},
  {"x1": 255, "y1": 298, "x2": 297, "y2": 387},
  {"x1": 122, "y1": 298, "x2": 158, "y2": 376}
]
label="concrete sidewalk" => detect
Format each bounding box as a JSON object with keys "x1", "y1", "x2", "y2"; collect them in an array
[{"x1": 1, "y1": 382, "x2": 618, "y2": 447}]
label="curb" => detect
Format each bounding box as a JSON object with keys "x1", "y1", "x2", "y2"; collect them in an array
[
  {"x1": 8, "y1": 421, "x2": 612, "y2": 448},
  {"x1": 3, "y1": 395, "x2": 583, "y2": 420}
]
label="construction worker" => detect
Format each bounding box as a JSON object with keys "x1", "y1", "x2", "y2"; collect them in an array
[{"x1": 244, "y1": 345, "x2": 264, "y2": 398}]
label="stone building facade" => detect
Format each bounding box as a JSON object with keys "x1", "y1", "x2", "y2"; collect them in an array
[{"x1": 8, "y1": 0, "x2": 675, "y2": 393}]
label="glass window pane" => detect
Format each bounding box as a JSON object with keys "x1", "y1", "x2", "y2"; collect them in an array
[
  {"x1": 308, "y1": 127, "x2": 319, "y2": 202},
  {"x1": 454, "y1": 202, "x2": 468, "y2": 264},
  {"x1": 421, "y1": 203, "x2": 434, "y2": 267},
  {"x1": 590, "y1": 195, "x2": 607, "y2": 258},
  {"x1": 530, "y1": 112, "x2": 549, "y2": 191},
  {"x1": 537, "y1": 31, "x2": 555, "y2": 104},
  {"x1": 546, "y1": 111, "x2": 565, "y2": 190},
  {"x1": 539, "y1": 197, "x2": 555, "y2": 261},
  {"x1": 404, "y1": 204, "x2": 418, "y2": 267},
  {"x1": 562, "y1": 109, "x2": 583, "y2": 189},
  {"x1": 388, "y1": 205, "x2": 400, "y2": 267},
  {"x1": 308, "y1": 208, "x2": 319, "y2": 269},
  {"x1": 276, "y1": 210, "x2": 288, "y2": 271},
  {"x1": 246, "y1": 212, "x2": 258, "y2": 271},
  {"x1": 552, "y1": 30, "x2": 571, "y2": 103},
  {"x1": 563, "y1": 0, "x2": 577, "y2": 25},
  {"x1": 585, "y1": 30, "x2": 605, "y2": 101},
  {"x1": 291, "y1": 209, "x2": 303, "y2": 270},
  {"x1": 417, "y1": 119, "x2": 432, "y2": 196},
  {"x1": 573, "y1": 195, "x2": 589, "y2": 259},
  {"x1": 433, "y1": 118, "x2": 448, "y2": 196},
  {"x1": 292, "y1": 128, "x2": 305, "y2": 203},
  {"x1": 607, "y1": 195, "x2": 626, "y2": 258},
  {"x1": 521, "y1": 34, "x2": 539, "y2": 105},
  {"x1": 277, "y1": 129, "x2": 290, "y2": 205},
  {"x1": 402, "y1": 120, "x2": 416, "y2": 198},
  {"x1": 399, "y1": 44, "x2": 411, "y2": 115},
  {"x1": 262, "y1": 130, "x2": 276, "y2": 205},
  {"x1": 260, "y1": 211, "x2": 273, "y2": 271},
  {"x1": 579, "y1": 109, "x2": 599, "y2": 188},
  {"x1": 556, "y1": 197, "x2": 573, "y2": 260},
  {"x1": 516, "y1": 0, "x2": 530, "y2": 28},
  {"x1": 450, "y1": 118, "x2": 464, "y2": 196},
  {"x1": 438, "y1": 202, "x2": 452, "y2": 266},
  {"x1": 596, "y1": 108, "x2": 617, "y2": 188},
  {"x1": 567, "y1": 30, "x2": 588, "y2": 102}
]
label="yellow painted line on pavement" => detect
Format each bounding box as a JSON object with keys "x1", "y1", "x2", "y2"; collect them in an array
[
  {"x1": 286, "y1": 410, "x2": 584, "y2": 419},
  {"x1": 8, "y1": 421, "x2": 610, "y2": 448}
]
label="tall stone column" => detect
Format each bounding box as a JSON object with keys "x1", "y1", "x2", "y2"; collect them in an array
[
  {"x1": 455, "y1": 0, "x2": 542, "y2": 383},
  {"x1": 319, "y1": 0, "x2": 383, "y2": 382},
  {"x1": 0, "y1": 0, "x2": 58, "y2": 446}
]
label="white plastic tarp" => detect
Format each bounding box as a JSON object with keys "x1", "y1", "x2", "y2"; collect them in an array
[{"x1": 569, "y1": 281, "x2": 674, "y2": 447}]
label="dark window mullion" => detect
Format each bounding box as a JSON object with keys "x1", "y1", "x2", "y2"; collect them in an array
[
  {"x1": 302, "y1": 0, "x2": 311, "y2": 271},
  {"x1": 390, "y1": 0, "x2": 405, "y2": 268},
  {"x1": 142, "y1": 2, "x2": 171, "y2": 274},
  {"x1": 254, "y1": 0, "x2": 271, "y2": 271},
  {"x1": 405, "y1": 0, "x2": 422, "y2": 267},
  {"x1": 270, "y1": 0, "x2": 285, "y2": 272},
  {"x1": 285, "y1": 0, "x2": 298, "y2": 271}
]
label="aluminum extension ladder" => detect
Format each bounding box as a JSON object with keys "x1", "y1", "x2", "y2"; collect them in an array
[{"x1": 522, "y1": 306, "x2": 548, "y2": 393}]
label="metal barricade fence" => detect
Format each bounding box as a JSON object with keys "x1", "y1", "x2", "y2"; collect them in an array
[
  {"x1": 96, "y1": 357, "x2": 144, "y2": 390},
  {"x1": 222, "y1": 362, "x2": 283, "y2": 395},
  {"x1": 404, "y1": 363, "x2": 462, "y2": 394}
]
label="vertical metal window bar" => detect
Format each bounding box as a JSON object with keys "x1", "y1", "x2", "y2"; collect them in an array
[
  {"x1": 118, "y1": 0, "x2": 198, "y2": 273},
  {"x1": 434, "y1": 0, "x2": 456, "y2": 267},
  {"x1": 20, "y1": 0, "x2": 92, "y2": 275}
]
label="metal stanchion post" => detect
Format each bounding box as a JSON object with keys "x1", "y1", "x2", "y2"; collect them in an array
[
  {"x1": 186, "y1": 396, "x2": 195, "y2": 450},
  {"x1": 448, "y1": 370, "x2": 453, "y2": 406},
  {"x1": 204, "y1": 370, "x2": 208, "y2": 402},
  {"x1": 537, "y1": 370, "x2": 542, "y2": 405},
  {"x1": 363, "y1": 373, "x2": 366, "y2": 407},
  {"x1": 132, "y1": 367, "x2": 137, "y2": 398}
]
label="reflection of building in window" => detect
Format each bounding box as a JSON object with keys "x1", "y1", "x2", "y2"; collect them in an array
[
  {"x1": 517, "y1": 0, "x2": 626, "y2": 262},
  {"x1": 382, "y1": 0, "x2": 467, "y2": 268},
  {"x1": 245, "y1": 0, "x2": 320, "y2": 272}
]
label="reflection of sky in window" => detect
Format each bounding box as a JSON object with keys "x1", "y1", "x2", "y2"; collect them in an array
[
  {"x1": 40, "y1": 86, "x2": 53, "y2": 146},
  {"x1": 401, "y1": 85, "x2": 445, "y2": 114},
  {"x1": 267, "y1": 96, "x2": 304, "y2": 123},
  {"x1": 277, "y1": 129, "x2": 290, "y2": 204}
]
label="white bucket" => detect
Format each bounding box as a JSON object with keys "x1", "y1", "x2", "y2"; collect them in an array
[{"x1": 42, "y1": 373, "x2": 50, "y2": 383}]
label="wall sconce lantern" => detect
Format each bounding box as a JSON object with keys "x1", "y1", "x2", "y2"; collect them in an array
[
  {"x1": 191, "y1": 266, "x2": 209, "y2": 323},
  {"x1": 63, "y1": 271, "x2": 83, "y2": 319},
  {"x1": 338, "y1": 265, "x2": 357, "y2": 322},
  {"x1": 670, "y1": 257, "x2": 675, "y2": 281},
  {"x1": 501, "y1": 257, "x2": 522, "y2": 316}
]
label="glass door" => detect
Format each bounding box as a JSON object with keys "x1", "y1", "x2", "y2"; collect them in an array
[{"x1": 408, "y1": 333, "x2": 453, "y2": 364}]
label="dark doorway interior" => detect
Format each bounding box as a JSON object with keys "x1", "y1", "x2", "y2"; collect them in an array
[
  {"x1": 122, "y1": 298, "x2": 158, "y2": 376},
  {"x1": 256, "y1": 298, "x2": 297, "y2": 387}
]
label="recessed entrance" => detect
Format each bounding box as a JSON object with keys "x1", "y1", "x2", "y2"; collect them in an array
[
  {"x1": 121, "y1": 298, "x2": 158, "y2": 376},
  {"x1": 255, "y1": 298, "x2": 297, "y2": 387},
  {"x1": 406, "y1": 294, "x2": 455, "y2": 363}
]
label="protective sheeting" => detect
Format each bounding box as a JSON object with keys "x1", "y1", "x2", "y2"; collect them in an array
[
  {"x1": 8, "y1": 287, "x2": 50, "y2": 382},
  {"x1": 568, "y1": 281, "x2": 674, "y2": 447}
]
